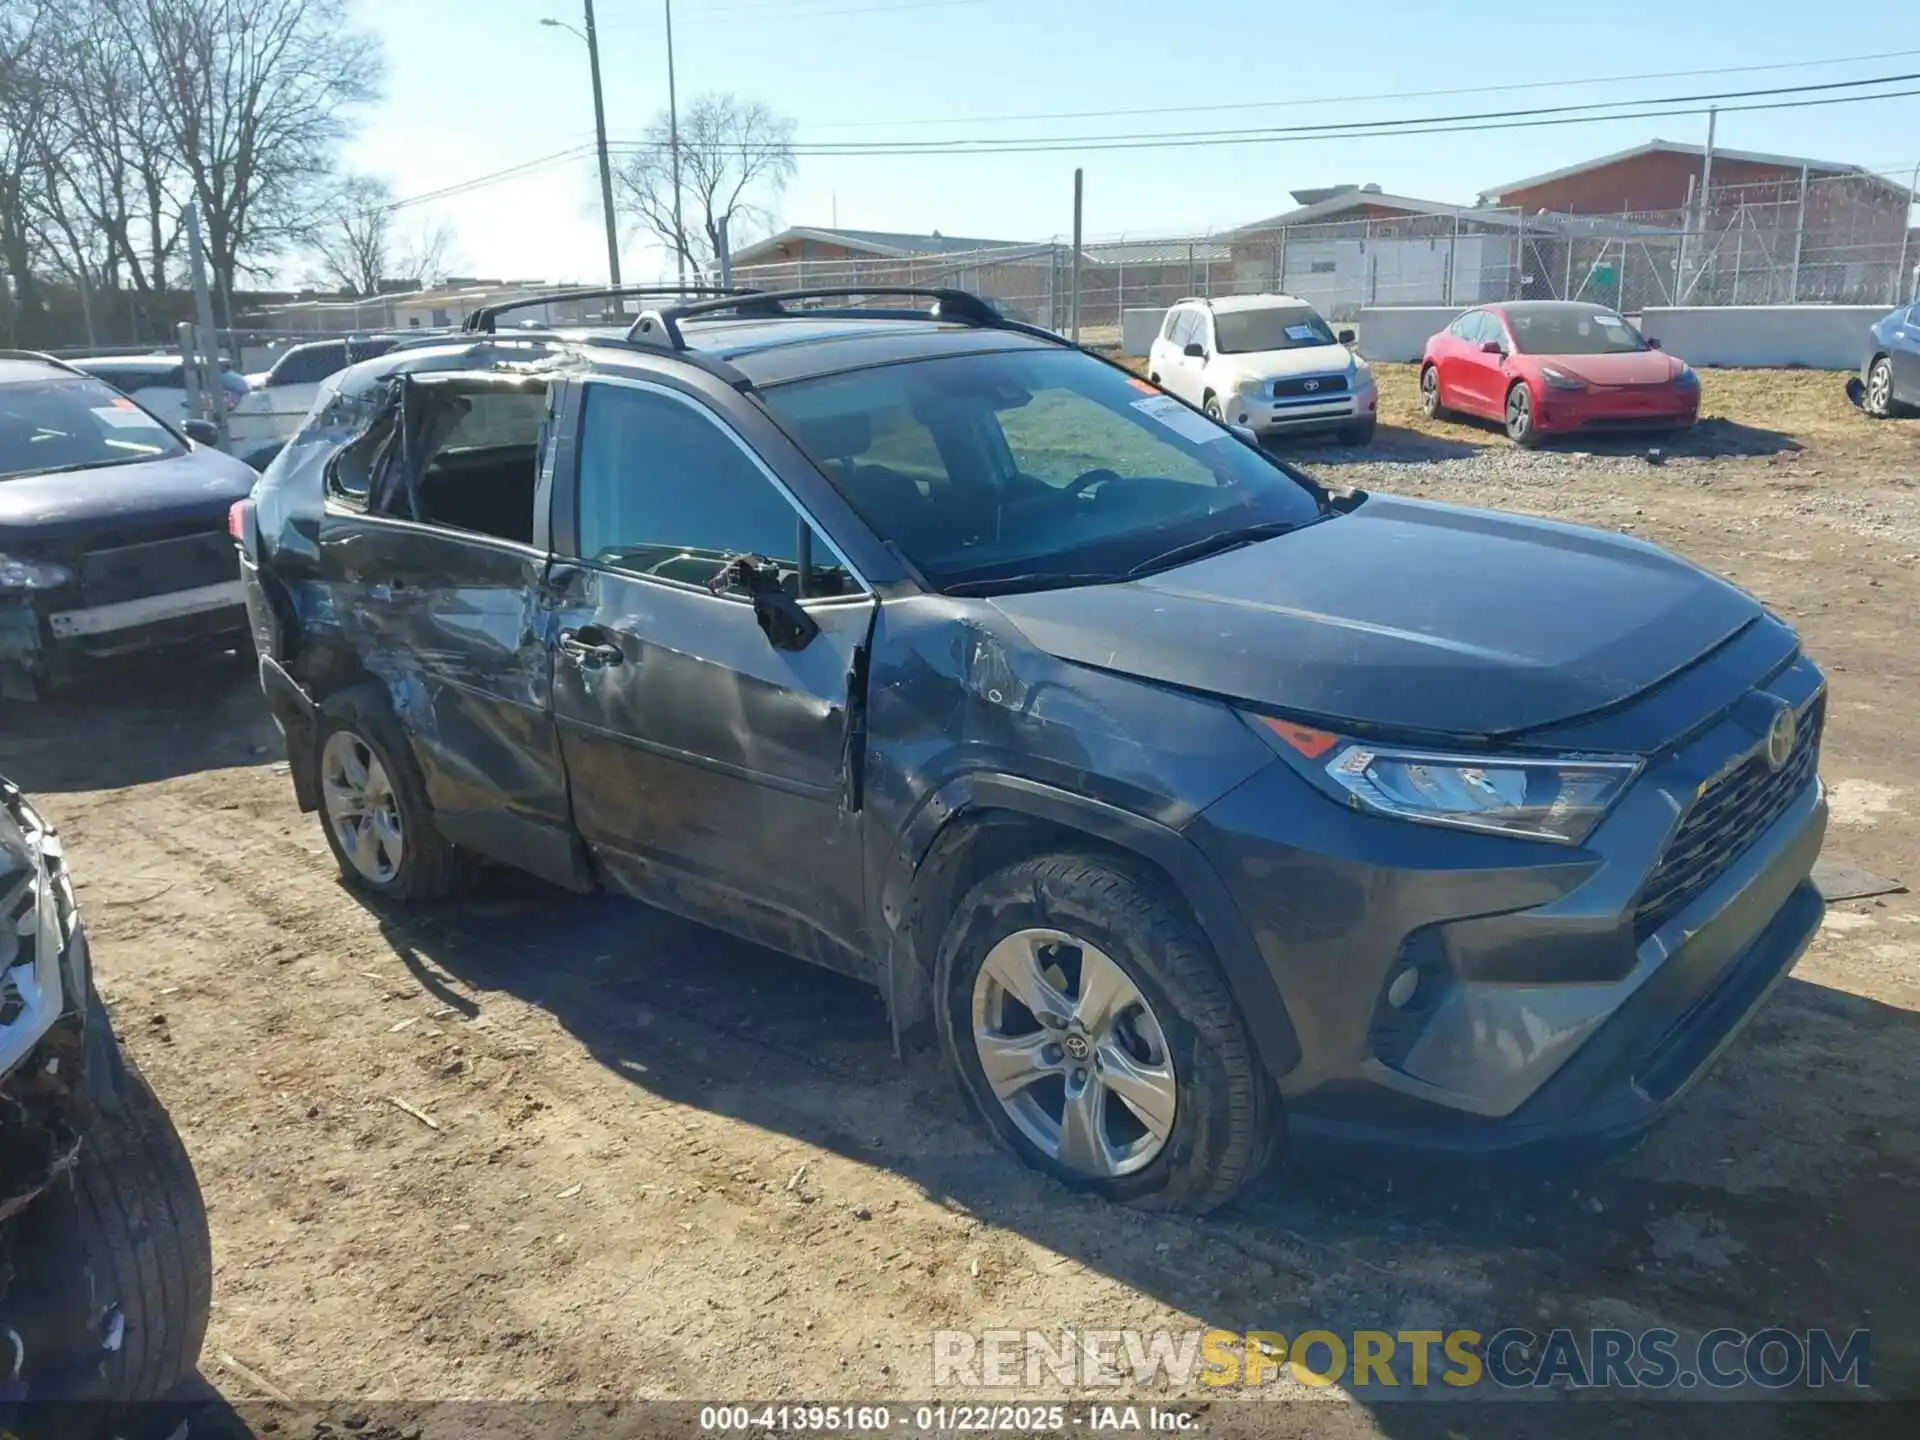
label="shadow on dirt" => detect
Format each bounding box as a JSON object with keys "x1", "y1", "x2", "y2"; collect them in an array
[
  {"x1": 345, "y1": 871, "x2": 1914, "y2": 1429},
  {"x1": 1410, "y1": 413, "x2": 1803, "y2": 463},
  {"x1": 0, "y1": 651, "x2": 276, "y2": 794},
  {"x1": 1269, "y1": 425, "x2": 1484, "y2": 465}
]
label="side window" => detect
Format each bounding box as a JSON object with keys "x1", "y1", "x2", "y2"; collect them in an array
[
  {"x1": 576, "y1": 383, "x2": 853, "y2": 595},
  {"x1": 1161, "y1": 309, "x2": 1187, "y2": 343},
  {"x1": 271, "y1": 345, "x2": 343, "y2": 387},
  {"x1": 326, "y1": 406, "x2": 396, "y2": 508},
  {"x1": 1190, "y1": 311, "x2": 1213, "y2": 354}
]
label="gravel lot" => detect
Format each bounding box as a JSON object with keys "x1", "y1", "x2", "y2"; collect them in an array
[{"x1": 2, "y1": 369, "x2": 1915, "y2": 1438}]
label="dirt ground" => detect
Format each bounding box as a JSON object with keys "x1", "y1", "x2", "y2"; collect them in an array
[{"x1": 2, "y1": 369, "x2": 1917, "y2": 1438}]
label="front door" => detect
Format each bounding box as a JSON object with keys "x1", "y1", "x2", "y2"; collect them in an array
[
  {"x1": 548, "y1": 376, "x2": 876, "y2": 974},
  {"x1": 1892, "y1": 306, "x2": 1920, "y2": 404}
]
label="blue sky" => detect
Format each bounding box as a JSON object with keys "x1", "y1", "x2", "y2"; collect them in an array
[{"x1": 340, "y1": 0, "x2": 1920, "y2": 285}]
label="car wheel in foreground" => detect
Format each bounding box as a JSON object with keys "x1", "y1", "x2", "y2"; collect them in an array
[
  {"x1": 1419, "y1": 364, "x2": 1446, "y2": 419},
  {"x1": 1505, "y1": 383, "x2": 1540, "y2": 447},
  {"x1": 315, "y1": 684, "x2": 475, "y2": 899},
  {"x1": 1203, "y1": 395, "x2": 1225, "y2": 423},
  {"x1": 1864, "y1": 356, "x2": 1897, "y2": 417},
  {"x1": 937, "y1": 854, "x2": 1278, "y2": 1213}
]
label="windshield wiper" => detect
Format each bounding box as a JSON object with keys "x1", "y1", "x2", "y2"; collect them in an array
[
  {"x1": 943, "y1": 571, "x2": 1125, "y2": 597},
  {"x1": 3, "y1": 454, "x2": 171, "y2": 481},
  {"x1": 1125, "y1": 518, "x2": 1307, "y2": 579}
]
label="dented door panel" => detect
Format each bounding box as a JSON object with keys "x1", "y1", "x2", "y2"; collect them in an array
[
  {"x1": 551, "y1": 566, "x2": 875, "y2": 973},
  {"x1": 324, "y1": 515, "x2": 573, "y2": 870}
]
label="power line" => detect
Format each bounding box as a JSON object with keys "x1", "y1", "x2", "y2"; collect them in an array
[
  {"x1": 385, "y1": 79, "x2": 1920, "y2": 211},
  {"x1": 597, "y1": 0, "x2": 983, "y2": 26},
  {"x1": 807, "y1": 46, "x2": 1920, "y2": 130},
  {"x1": 610, "y1": 73, "x2": 1920, "y2": 156}
]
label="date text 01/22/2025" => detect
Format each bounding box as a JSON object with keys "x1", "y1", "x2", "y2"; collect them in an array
[{"x1": 697, "y1": 1404, "x2": 1200, "y2": 1432}]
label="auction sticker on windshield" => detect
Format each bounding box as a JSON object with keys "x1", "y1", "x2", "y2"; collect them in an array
[
  {"x1": 1286, "y1": 324, "x2": 1320, "y2": 341},
  {"x1": 1131, "y1": 394, "x2": 1228, "y2": 445}
]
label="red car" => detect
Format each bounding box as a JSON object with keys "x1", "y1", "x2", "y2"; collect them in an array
[{"x1": 1420, "y1": 300, "x2": 1699, "y2": 446}]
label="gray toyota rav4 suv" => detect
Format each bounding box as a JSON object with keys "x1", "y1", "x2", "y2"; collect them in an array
[{"x1": 235, "y1": 287, "x2": 1827, "y2": 1212}]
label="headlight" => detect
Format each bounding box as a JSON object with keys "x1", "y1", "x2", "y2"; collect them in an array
[
  {"x1": 1539, "y1": 365, "x2": 1586, "y2": 391},
  {"x1": 1235, "y1": 375, "x2": 1271, "y2": 396},
  {"x1": 1673, "y1": 364, "x2": 1699, "y2": 388},
  {"x1": 1249, "y1": 715, "x2": 1640, "y2": 844},
  {"x1": 0, "y1": 554, "x2": 74, "y2": 591}
]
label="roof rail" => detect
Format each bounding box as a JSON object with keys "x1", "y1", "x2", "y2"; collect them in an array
[
  {"x1": 0, "y1": 348, "x2": 85, "y2": 376},
  {"x1": 625, "y1": 286, "x2": 1010, "y2": 351},
  {"x1": 464, "y1": 284, "x2": 756, "y2": 334}
]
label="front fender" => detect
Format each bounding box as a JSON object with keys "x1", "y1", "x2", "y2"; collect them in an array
[{"x1": 882, "y1": 772, "x2": 1302, "y2": 1086}]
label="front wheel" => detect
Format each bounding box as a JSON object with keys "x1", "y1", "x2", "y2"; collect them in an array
[
  {"x1": 936, "y1": 854, "x2": 1279, "y2": 1213},
  {"x1": 1419, "y1": 364, "x2": 1447, "y2": 419},
  {"x1": 1864, "y1": 356, "x2": 1898, "y2": 417},
  {"x1": 1203, "y1": 395, "x2": 1225, "y2": 423},
  {"x1": 1505, "y1": 383, "x2": 1541, "y2": 447}
]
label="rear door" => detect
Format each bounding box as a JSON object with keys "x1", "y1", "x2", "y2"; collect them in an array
[
  {"x1": 319, "y1": 370, "x2": 584, "y2": 888},
  {"x1": 548, "y1": 374, "x2": 876, "y2": 973},
  {"x1": 1160, "y1": 310, "x2": 1200, "y2": 402}
]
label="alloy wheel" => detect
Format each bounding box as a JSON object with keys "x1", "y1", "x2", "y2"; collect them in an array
[
  {"x1": 1867, "y1": 359, "x2": 1894, "y2": 415},
  {"x1": 320, "y1": 730, "x2": 404, "y2": 885},
  {"x1": 1420, "y1": 367, "x2": 1440, "y2": 416},
  {"x1": 970, "y1": 928, "x2": 1177, "y2": 1179},
  {"x1": 1507, "y1": 386, "x2": 1532, "y2": 441}
]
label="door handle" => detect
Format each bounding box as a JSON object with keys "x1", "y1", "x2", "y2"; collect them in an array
[{"x1": 558, "y1": 628, "x2": 624, "y2": 667}]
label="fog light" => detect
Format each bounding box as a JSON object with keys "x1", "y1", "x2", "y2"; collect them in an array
[{"x1": 1386, "y1": 967, "x2": 1420, "y2": 1009}]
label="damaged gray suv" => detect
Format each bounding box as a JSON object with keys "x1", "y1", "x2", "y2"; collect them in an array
[{"x1": 236, "y1": 287, "x2": 1828, "y2": 1212}]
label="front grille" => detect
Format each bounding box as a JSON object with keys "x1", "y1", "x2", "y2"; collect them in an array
[
  {"x1": 1273, "y1": 374, "x2": 1348, "y2": 398},
  {"x1": 79, "y1": 528, "x2": 234, "y2": 607},
  {"x1": 1632, "y1": 696, "x2": 1823, "y2": 942}
]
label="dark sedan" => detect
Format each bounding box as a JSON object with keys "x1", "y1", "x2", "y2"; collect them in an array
[
  {"x1": 1847, "y1": 303, "x2": 1920, "y2": 417},
  {"x1": 0, "y1": 352, "x2": 258, "y2": 700}
]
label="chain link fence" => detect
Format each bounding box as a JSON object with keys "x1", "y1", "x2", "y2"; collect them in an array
[{"x1": 721, "y1": 171, "x2": 1916, "y2": 351}]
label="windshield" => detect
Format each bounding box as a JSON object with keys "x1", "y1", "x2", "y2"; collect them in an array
[
  {"x1": 1508, "y1": 308, "x2": 1648, "y2": 355},
  {"x1": 760, "y1": 348, "x2": 1326, "y2": 592},
  {"x1": 0, "y1": 375, "x2": 186, "y2": 481},
  {"x1": 1213, "y1": 306, "x2": 1338, "y2": 355}
]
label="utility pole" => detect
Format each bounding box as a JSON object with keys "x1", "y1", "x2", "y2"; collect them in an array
[
  {"x1": 183, "y1": 204, "x2": 228, "y2": 449},
  {"x1": 666, "y1": 0, "x2": 684, "y2": 286},
  {"x1": 1070, "y1": 169, "x2": 1084, "y2": 344},
  {"x1": 583, "y1": 0, "x2": 623, "y2": 290}
]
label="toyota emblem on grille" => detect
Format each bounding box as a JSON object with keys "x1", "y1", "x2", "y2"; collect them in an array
[
  {"x1": 1303, "y1": 380, "x2": 1320, "y2": 391},
  {"x1": 1765, "y1": 706, "x2": 1797, "y2": 772}
]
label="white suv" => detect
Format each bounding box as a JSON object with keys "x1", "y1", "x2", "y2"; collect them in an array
[{"x1": 1147, "y1": 294, "x2": 1376, "y2": 445}]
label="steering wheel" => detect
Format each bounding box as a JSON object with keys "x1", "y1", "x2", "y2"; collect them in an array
[{"x1": 1063, "y1": 467, "x2": 1124, "y2": 498}]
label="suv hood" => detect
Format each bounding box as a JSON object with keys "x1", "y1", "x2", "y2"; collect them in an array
[
  {"x1": 1218, "y1": 345, "x2": 1357, "y2": 381},
  {"x1": 989, "y1": 495, "x2": 1760, "y2": 739},
  {"x1": 0, "y1": 448, "x2": 257, "y2": 546}
]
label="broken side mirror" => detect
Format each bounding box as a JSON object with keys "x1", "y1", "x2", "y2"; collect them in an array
[{"x1": 753, "y1": 589, "x2": 820, "y2": 652}]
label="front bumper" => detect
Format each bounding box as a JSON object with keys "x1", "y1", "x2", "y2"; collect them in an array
[
  {"x1": 1, "y1": 587, "x2": 246, "y2": 693},
  {"x1": 1533, "y1": 384, "x2": 1699, "y2": 435},
  {"x1": 1187, "y1": 652, "x2": 1827, "y2": 1155},
  {"x1": 1228, "y1": 381, "x2": 1377, "y2": 435}
]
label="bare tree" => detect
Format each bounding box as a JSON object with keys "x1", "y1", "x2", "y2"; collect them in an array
[
  {"x1": 612, "y1": 94, "x2": 796, "y2": 272},
  {"x1": 107, "y1": 0, "x2": 383, "y2": 315},
  {"x1": 0, "y1": 3, "x2": 59, "y2": 345},
  {"x1": 305, "y1": 175, "x2": 457, "y2": 295}
]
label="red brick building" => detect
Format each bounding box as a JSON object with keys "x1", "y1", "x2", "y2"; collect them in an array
[{"x1": 1481, "y1": 142, "x2": 1915, "y2": 303}]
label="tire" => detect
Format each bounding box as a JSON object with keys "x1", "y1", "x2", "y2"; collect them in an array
[
  {"x1": 1419, "y1": 364, "x2": 1447, "y2": 420},
  {"x1": 1203, "y1": 394, "x2": 1224, "y2": 423},
  {"x1": 71, "y1": 1047, "x2": 212, "y2": 1417},
  {"x1": 315, "y1": 683, "x2": 476, "y2": 900},
  {"x1": 1864, "y1": 356, "x2": 1898, "y2": 418},
  {"x1": 1505, "y1": 382, "x2": 1541, "y2": 447},
  {"x1": 1339, "y1": 419, "x2": 1377, "y2": 447},
  {"x1": 935, "y1": 853, "x2": 1279, "y2": 1214}
]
